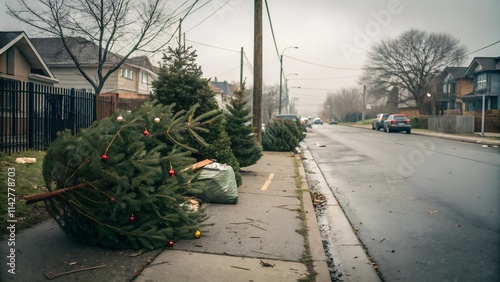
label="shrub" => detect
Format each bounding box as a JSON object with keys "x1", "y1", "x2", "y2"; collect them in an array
[{"x1": 411, "y1": 115, "x2": 428, "y2": 129}]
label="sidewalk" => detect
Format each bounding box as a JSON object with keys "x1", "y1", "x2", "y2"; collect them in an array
[
  {"x1": 0, "y1": 151, "x2": 369, "y2": 281},
  {"x1": 134, "y1": 151, "x2": 331, "y2": 282}
]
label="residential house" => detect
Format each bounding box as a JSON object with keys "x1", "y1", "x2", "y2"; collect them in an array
[
  {"x1": 30, "y1": 37, "x2": 157, "y2": 100},
  {"x1": 0, "y1": 31, "x2": 58, "y2": 85},
  {"x1": 437, "y1": 66, "x2": 473, "y2": 115},
  {"x1": 461, "y1": 57, "x2": 500, "y2": 112},
  {"x1": 210, "y1": 79, "x2": 235, "y2": 110}
]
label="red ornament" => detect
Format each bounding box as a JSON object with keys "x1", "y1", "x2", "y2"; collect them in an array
[
  {"x1": 101, "y1": 155, "x2": 108, "y2": 162},
  {"x1": 143, "y1": 129, "x2": 149, "y2": 136},
  {"x1": 130, "y1": 214, "x2": 135, "y2": 222},
  {"x1": 167, "y1": 240, "x2": 174, "y2": 247},
  {"x1": 169, "y1": 169, "x2": 175, "y2": 177}
]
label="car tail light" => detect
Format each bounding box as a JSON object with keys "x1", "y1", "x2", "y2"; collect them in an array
[
  {"x1": 390, "y1": 120, "x2": 396, "y2": 124},
  {"x1": 405, "y1": 119, "x2": 410, "y2": 123}
]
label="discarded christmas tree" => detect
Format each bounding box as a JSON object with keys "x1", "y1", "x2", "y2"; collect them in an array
[
  {"x1": 39, "y1": 102, "x2": 217, "y2": 250},
  {"x1": 152, "y1": 45, "x2": 241, "y2": 185},
  {"x1": 262, "y1": 119, "x2": 303, "y2": 152},
  {"x1": 224, "y1": 83, "x2": 262, "y2": 167}
]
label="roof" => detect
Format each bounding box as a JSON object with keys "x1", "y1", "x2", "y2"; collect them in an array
[
  {"x1": 126, "y1": 56, "x2": 156, "y2": 73},
  {"x1": 0, "y1": 31, "x2": 57, "y2": 83},
  {"x1": 31, "y1": 36, "x2": 122, "y2": 66},
  {"x1": 210, "y1": 81, "x2": 234, "y2": 96},
  {"x1": 443, "y1": 66, "x2": 468, "y2": 80},
  {"x1": 31, "y1": 37, "x2": 158, "y2": 78},
  {"x1": 465, "y1": 57, "x2": 500, "y2": 75}
]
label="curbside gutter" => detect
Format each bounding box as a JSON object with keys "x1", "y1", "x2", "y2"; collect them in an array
[
  {"x1": 298, "y1": 144, "x2": 382, "y2": 282},
  {"x1": 296, "y1": 154, "x2": 331, "y2": 282}
]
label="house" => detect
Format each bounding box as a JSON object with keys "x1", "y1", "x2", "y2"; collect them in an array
[
  {"x1": 0, "y1": 31, "x2": 58, "y2": 85},
  {"x1": 30, "y1": 36, "x2": 157, "y2": 99},
  {"x1": 461, "y1": 57, "x2": 500, "y2": 111},
  {"x1": 210, "y1": 79, "x2": 236, "y2": 110},
  {"x1": 437, "y1": 66, "x2": 473, "y2": 115}
]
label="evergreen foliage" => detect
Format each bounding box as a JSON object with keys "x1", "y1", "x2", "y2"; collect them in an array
[
  {"x1": 152, "y1": 45, "x2": 241, "y2": 186},
  {"x1": 224, "y1": 84, "x2": 262, "y2": 167},
  {"x1": 42, "y1": 102, "x2": 216, "y2": 250},
  {"x1": 262, "y1": 120, "x2": 302, "y2": 152}
]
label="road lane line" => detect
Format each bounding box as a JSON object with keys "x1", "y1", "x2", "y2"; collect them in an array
[{"x1": 261, "y1": 173, "x2": 275, "y2": 191}]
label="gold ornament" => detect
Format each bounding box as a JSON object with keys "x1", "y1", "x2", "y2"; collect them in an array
[{"x1": 193, "y1": 230, "x2": 202, "y2": 239}]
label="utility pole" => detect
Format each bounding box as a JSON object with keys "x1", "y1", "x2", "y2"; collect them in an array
[
  {"x1": 178, "y1": 19, "x2": 182, "y2": 47},
  {"x1": 240, "y1": 47, "x2": 244, "y2": 88},
  {"x1": 253, "y1": 0, "x2": 263, "y2": 142},
  {"x1": 362, "y1": 85, "x2": 366, "y2": 121}
]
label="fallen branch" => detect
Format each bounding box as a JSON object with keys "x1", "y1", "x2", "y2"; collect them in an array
[
  {"x1": 23, "y1": 181, "x2": 100, "y2": 205},
  {"x1": 44, "y1": 264, "x2": 106, "y2": 280}
]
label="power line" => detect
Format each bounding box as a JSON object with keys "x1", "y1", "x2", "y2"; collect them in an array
[
  {"x1": 243, "y1": 52, "x2": 253, "y2": 73},
  {"x1": 148, "y1": 0, "x2": 201, "y2": 53},
  {"x1": 187, "y1": 39, "x2": 240, "y2": 53},
  {"x1": 185, "y1": 0, "x2": 232, "y2": 33},
  {"x1": 284, "y1": 55, "x2": 361, "y2": 70},
  {"x1": 465, "y1": 39, "x2": 500, "y2": 56},
  {"x1": 264, "y1": 0, "x2": 280, "y2": 61},
  {"x1": 216, "y1": 65, "x2": 241, "y2": 78},
  {"x1": 291, "y1": 75, "x2": 359, "y2": 81}
]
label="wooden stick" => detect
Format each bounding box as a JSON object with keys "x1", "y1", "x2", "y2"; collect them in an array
[
  {"x1": 44, "y1": 264, "x2": 106, "y2": 280},
  {"x1": 23, "y1": 181, "x2": 99, "y2": 204}
]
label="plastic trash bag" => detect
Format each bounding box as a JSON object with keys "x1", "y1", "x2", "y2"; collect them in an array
[{"x1": 197, "y1": 162, "x2": 238, "y2": 204}]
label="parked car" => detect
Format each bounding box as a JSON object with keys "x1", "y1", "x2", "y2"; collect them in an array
[
  {"x1": 275, "y1": 114, "x2": 300, "y2": 122},
  {"x1": 301, "y1": 117, "x2": 312, "y2": 128},
  {"x1": 313, "y1": 118, "x2": 323, "y2": 125},
  {"x1": 372, "y1": 113, "x2": 389, "y2": 130},
  {"x1": 329, "y1": 120, "x2": 337, "y2": 125},
  {"x1": 383, "y1": 114, "x2": 411, "y2": 134}
]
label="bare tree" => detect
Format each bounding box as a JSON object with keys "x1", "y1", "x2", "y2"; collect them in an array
[
  {"x1": 324, "y1": 87, "x2": 363, "y2": 122},
  {"x1": 362, "y1": 28, "x2": 467, "y2": 114},
  {"x1": 7, "y1": 0, "x2": 181, "y2": 95},
  {"x1": 262, "y1": 84, "x2": 279, "y2": 124}
]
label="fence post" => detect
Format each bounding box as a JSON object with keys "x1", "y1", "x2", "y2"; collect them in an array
[
  {"x1": 28, "y1": 82, "x2": 34, "y2": 149},
  {"x1": 70, "y1": 88, "x2": 76, "y2": 134}
]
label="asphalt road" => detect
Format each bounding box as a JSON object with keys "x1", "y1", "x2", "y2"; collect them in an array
[{"x1": 304, "y1": 125, "x2": 500, "y2": 282}]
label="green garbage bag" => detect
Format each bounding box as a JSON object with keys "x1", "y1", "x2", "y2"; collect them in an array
[{"x1": 198, "y1": 162, "x2": 238, "y2": 204}]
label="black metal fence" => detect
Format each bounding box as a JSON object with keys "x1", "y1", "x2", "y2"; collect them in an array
[{"x1": 1, "y1": 78, "x2": 95, "y2": 154}]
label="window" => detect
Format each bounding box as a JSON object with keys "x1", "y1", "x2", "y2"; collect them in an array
[
  {"x1": 141, "y1": 73, "x2": 148, "y2": 84},
  {"x1": 121, "y1": 68, "x2": 134, "y2": 79},
  {"x1": 442, "y1": 82, "x2": 456, "y2": 95},
  {"x1": 6, "y1": 49, "x2": 14, "y2": 75},
  {"x1": 476, "y1": 73, "x2": 487, "y2": 90}
]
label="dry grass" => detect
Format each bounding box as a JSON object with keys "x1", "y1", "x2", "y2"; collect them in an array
[{"x1": 0, "y1": 150, "x2": 50, "y2": 237}]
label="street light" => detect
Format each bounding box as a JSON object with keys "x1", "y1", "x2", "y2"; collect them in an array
[{"x1": 279, "y1": 46, "x2": 298, "y2": 114}]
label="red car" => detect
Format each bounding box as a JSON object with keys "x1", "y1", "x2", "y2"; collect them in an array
[{"x1": 383, "y1": 114, "x2": 411, "y2": 134}]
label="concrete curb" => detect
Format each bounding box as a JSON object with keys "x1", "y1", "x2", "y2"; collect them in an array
[
  {"x1": 296, "y1": 154, "x2": 331, "y2": 282},
  {"x1": 299, "y1": 144, "x2": 382, "y2": 282}
]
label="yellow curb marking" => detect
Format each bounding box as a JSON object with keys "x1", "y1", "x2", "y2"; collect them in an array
[{"x1": 261, "y1": 173, "x2": 275, "y2": 191}]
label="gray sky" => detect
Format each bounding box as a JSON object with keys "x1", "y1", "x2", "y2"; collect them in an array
[{"x1": 2, "y1": 0, "x2": 500, "y2": 117}]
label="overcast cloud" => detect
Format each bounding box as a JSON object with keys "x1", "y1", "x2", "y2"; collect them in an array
[{"x1": 2, "y1": 0, "x2": 499, "y2": 117}]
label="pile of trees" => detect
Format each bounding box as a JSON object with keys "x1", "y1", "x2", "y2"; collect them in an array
[{"x1": 263, "y1": 119, "x2": 305, "y2": 152}]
